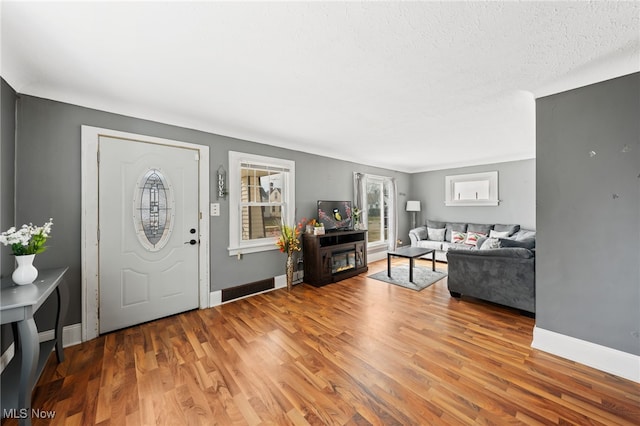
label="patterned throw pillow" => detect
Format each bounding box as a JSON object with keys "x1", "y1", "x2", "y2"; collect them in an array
[
  {"x1": 452, "y1": 231, "x2": 466, "y2": 244},
  {"x1": 480, "y1": 237, "x2": 501, "y2": 250},
  {"x1": 489, "y1": 229, "x2": 510, "y2": 238},
  {"x1": 427, "y1": 227, "x2": 446, "y2": 241},
  {"x1": 464, "y1": 231, "x2": 487, "y2": 246}
]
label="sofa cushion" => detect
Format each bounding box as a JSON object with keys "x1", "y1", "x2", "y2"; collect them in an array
[
  {"x1": 511, "y1": 229, "x2": 536, "y2": 241},
  {"x1": 499, "y1": 237, "x2": 536, "y2": 250},
  {"x1": 493, "y1": 224, "x2": 520, "y2": 236},
  {"x1": 427, "y1": 220, "x2": 446, "y2": 229},
  {"x1": 442, "y1": 241, "x2": 475, "y2": 252},
  {"x1": 427, "y1": 227, "x2": 446, "y2": 241},
  {"x1": 467, "y1": 223, "x2": 493, "y2": 235},
  {"x1": 445, "y1": 222, "x2": 468, "y2": 242},
  {"x1": 416, "y1": 240, "x2": 443, "y2": 251}
]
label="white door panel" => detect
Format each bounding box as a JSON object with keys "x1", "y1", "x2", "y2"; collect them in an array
[{"x1": 99, "y1": 136, "x2": 199, "y2": 333}]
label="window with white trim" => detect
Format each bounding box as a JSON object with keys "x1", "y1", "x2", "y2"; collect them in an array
[
  {"x1": 228, "y1": 151, "x2": 295, "y2": 255},
  {"x1": 366, "y1": 176, "x2": 390, "y2": 247}
]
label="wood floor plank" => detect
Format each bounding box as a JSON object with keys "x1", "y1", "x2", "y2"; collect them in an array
[{"x1": 9, "y1": 259, "x2": 639, "y2": 425}]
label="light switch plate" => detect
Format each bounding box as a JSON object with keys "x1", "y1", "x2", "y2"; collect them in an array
[{"x1": 210, "y1": 203, "x2": 220, "y2": 216}]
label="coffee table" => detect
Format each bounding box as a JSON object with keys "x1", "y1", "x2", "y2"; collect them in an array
[{"x1": 387, "y1": 246, "x2": 435, "y2": 283}]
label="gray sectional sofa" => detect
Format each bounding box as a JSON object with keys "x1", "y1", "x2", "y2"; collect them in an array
[
  {"x1": 447, "y1": 247, "x2": 535, "y2": 314},
  {"x1": 409, "y1": 220, "x2": 536, "y2": 314},
  {"x1": 408, "y1": 220, "x2": 534, "y2": 262}
]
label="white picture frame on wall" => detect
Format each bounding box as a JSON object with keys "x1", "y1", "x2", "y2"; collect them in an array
[{"x1": 445, "y1": 171, "x2": 499, "y2": 206}]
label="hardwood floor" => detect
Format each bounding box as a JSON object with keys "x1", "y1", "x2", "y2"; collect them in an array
[{"x1": 9, "y1": 259, "x2": 640, "y2": 425}]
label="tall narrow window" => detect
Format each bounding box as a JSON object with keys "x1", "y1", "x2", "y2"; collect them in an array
[
  {"x1": 354, "y1": 172, "x2": 398, "y2": 251},
  {"x1": 229, "y1": 152, "x2": 295, "y2": 255},
  {"x1": 366, "y1": 176, "x2": 390, "y2": 247}
]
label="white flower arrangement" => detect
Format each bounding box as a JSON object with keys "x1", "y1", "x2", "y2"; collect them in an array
[{"x1": 0, "y1": 218, "x2": 54, "y2": 255}]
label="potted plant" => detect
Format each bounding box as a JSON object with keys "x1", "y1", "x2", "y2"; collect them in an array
[
  {"x1": 0, "y1": 218, "x2": 54, "y2": 285},
  {"x1": 276, "y1": 219, "x2": 303, "y2": 291}
]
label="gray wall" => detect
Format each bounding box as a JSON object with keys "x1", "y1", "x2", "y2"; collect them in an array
[
  {"x1": 536, "y1": 72, "x2": 640, "y2": 355},
  {"x1": 13, "y1": 94, "x2": 410, "y2": 330},
  {"x1": 1, "y1": 79, "x2": 16, "y2": 278},
  {"x1": 1, "y1": 79, "x2": 17, "y2": 353},
  {"x1": 409, "y1": 159, "x2": 536, "y2": 229}
]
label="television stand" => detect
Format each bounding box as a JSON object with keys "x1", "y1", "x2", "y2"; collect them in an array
[{"x1": 302, "y1": 230, "x2": 368, "y2": 287}]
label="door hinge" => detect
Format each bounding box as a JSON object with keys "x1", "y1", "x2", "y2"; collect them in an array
[
  {"x1": 97, "y1": 228, "x2": 100, "y2": 241},
  {"x1": 97, "y1": 150, "x2": 100, "y2": 163},
  {"x1": 195, "y1": 153, "x2": 199, "y2": 161},
  {"x1": 199, "y1": 212, "x2": 202, "y2": 220}
]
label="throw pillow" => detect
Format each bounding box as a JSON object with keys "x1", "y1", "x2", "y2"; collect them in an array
[
  {"x1": 446, "y1": 223, "x2": 468, "y2": 242},
  {"x1": 510, "y1": 229, "x2": 536, "y2": 241},
  {"x1": 493, "y1": 224, "x2": 520, "y2": 236},
  {"x1": 499, "y1": 237, "x2": 536, "y2": 250},
  {"x1": 464, "y1": 231, "x2": 487, "y2": 246},
  {"x1": 451, "y1": 230, "x2": 466, "y2": 244},
  {"x1": 475, "y1": 236, "x2": 488, "y2": 249},
  {"x1": 489, "y1": 229, "x2": 510, "y2": 238},
  {"x1": 479, "y1": 237, "x2": 501, "y2": 250},
  {"x1": 427, "y1": 227, "x2": 446, "y2": 241}
]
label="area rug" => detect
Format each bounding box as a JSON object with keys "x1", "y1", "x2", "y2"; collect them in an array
[{"x1": 368, "y1": 265, "x2": 447, "y2": 291}]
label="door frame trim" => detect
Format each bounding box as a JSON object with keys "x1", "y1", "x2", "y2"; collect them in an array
[{"x1": 80, "y1": 126, "x2": 210, "y2": 342}]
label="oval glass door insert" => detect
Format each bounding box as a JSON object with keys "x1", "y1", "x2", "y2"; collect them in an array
[{"x1": 133, "y1": 168, "x2": 174, "y2": 251}]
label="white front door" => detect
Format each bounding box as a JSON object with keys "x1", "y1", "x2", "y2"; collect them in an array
[{"x1": 98, "y1": 136, "x2": 200, "y2": 333}]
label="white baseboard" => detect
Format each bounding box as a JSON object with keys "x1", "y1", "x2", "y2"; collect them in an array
[
  {"x1": 0, "y1": 323, "x2": 82, "y2": 374},
  {"x1": 368, "y1": 250, "x2": 387, "y2": 263},
  {"x1": 532, "y1": 326, "x2": 640, "y2": 383},
  {"x1": 38, "y1": 323, "x2": 83, "y2": 348}
]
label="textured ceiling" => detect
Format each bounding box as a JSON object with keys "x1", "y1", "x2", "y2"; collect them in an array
[{"x1": 2, "y1": 1, "x2": 639, "y2": 172}]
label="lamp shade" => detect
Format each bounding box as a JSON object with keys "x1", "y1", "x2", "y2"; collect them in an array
[{"x1": 406, "y1": 200, "x2": 421, "y2": 212}]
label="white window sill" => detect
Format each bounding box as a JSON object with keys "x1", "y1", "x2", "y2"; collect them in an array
[{"x1": 228, "y1": 242, "x2": 278, "y2": 256}]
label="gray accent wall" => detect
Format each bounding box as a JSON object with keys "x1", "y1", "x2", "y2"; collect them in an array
[
  {"x1": 1, "y1": 78, "x2": 17, "y2": 353},
  {"x1": 409, "y1": 159, "x2": 536, "y2": 230},
  {"x1": 1, "y1": 78, "x2": 16, "y2": 278},
  {"x1": 13, "y1": 94, "x2": 410, "y2": 330},
  {"x1": 536, "y1": 72, "x2": 640, "y2": 355}
]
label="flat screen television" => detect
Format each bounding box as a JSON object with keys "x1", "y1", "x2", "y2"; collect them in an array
[{"x1": 317, "y1": 200, "x2": 353, "y2": 232}]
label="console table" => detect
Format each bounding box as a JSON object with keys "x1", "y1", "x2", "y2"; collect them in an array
[{"x1": 1, "y1": 267, "x2": 68, "y2": 426}]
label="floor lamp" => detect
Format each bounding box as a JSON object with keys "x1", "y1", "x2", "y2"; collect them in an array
[{"x1": 406, "y1": 201, "x2": 421, "y2": 229}]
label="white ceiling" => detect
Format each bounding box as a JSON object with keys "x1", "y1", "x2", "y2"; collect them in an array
[{"x1": 2, "y1": 1, "x2": 639, "y2": 173}]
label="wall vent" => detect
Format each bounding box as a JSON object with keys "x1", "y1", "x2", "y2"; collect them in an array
[{"x1": 221, "y1": 278, "x2": 275, "y2": 302}]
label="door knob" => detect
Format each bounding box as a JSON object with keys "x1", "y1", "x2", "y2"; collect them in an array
[
  {"x1": 184, "y1": 239, "x2": 197, "y2": 245},
  {"x1": 190, "y1": 228, "x2": 196, "y2": 234}
]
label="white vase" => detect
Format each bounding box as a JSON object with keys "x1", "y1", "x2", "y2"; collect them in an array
[{"x1": 12, "y1": 254, "x2": 38, "y2": 285}]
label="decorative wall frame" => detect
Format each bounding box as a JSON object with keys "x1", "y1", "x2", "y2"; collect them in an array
[{"x1": 445, "y1": 171, "x2": 499, "y2": 206}]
